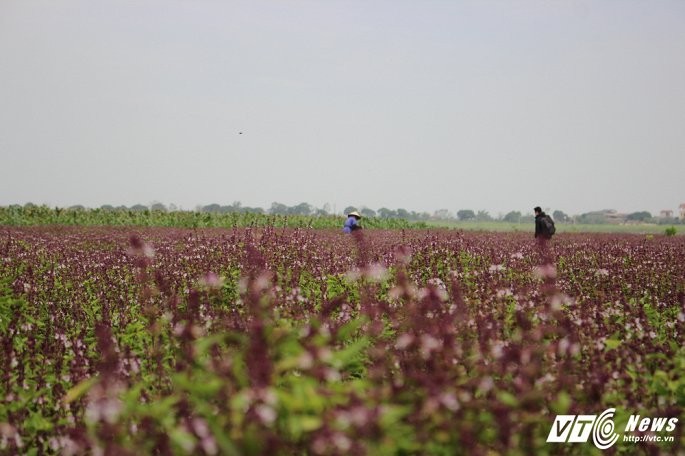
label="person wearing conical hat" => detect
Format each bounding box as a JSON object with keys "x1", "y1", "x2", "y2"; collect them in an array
[{"x1": 343, "y1": 211, "x2": 363, "y2": 233}]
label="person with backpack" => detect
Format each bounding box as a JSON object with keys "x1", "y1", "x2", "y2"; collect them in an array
[{"x1": 534, "y1": 206, "x2": 555, "y2": 240}]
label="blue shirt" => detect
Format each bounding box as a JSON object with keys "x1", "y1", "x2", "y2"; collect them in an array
[{"x1": 343, "y1": 216, "x2": 360, "y2": 233}]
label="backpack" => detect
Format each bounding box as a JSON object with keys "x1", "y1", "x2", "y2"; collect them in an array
[{"x1": 542, "y1": 215, "x2": 556, "y2": 236}]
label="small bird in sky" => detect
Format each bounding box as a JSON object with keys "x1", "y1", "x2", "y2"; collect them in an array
[{"x1": 238, "y1": 131, "x2": 243, "y2": 135}]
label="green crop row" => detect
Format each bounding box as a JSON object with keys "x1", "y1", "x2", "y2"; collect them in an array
[{"x1": 0, "y1": 205, "x2": 427, "y2": 230}]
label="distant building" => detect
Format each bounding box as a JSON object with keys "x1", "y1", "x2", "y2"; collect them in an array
[
  {"x1": 680, "y1": 203, "x2": 685, "y2": 220},
  {"x1": 660, "y1": 210, "x2": 674, "y2": 218},
  {"x1": 604, "y1": 210, "x2": 627, "y2": 224}
]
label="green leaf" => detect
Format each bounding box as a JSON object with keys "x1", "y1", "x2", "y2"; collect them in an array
[
  {"x1": 331, "y1": 337, "x2": 369, "y2": 369},
  {"x1": 194, "y1": 333, "x2": 227, "y2": 356},
  {"x1": 169, "y1": 427, "x2": 197, "y2": 452},
  {"x1": 551, "y1": 391, "x2": 572, "y2": 414},
  {"x1": 378, "y1": 405, "x2": 411, "y2": 427},
  {"x1": 25, "y1": 412, "x2": 53, "y2": 432},
  {"x1": 336, "y1": 317, "x2": 367, "y2": 342},
  {"x1": 497, "y1": 391, "x2": 519, "y2": 407},
  {"x1": 172, "y1": 373, "x2": 223, "y2": 396},
  {"x1": 207, "y1": 421, "x2": 241, "y2": 456},
  {"x1": 148, "y1": 395, "x2": 181, "y2": 421},
  {"x1": 63, "y1": 376, "x2": 99, "y2": 404},
  {"x1": 604, "y1": 338, "x2": 621, "y2": 350},
  {"x1": 287, "y1": 414, "x2": 323, "y2": 438}
]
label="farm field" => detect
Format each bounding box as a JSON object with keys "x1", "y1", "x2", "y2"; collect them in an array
[
  {"x1": 425, "y1": 220, "x2": 685, "y2": 235},
  {"x1": 0, "y1": 206, "x2": 427, "y2": 231},
  {"x1": 0, "y1": 226, "x2": 683, "y2": 455},
  {"x1": 5, "y1": 205, "x2": 684, "y2": 236}
]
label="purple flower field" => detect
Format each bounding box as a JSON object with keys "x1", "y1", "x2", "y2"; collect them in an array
[{"x1": 1, "y1": 226, "x2": 683, "y2": 454}]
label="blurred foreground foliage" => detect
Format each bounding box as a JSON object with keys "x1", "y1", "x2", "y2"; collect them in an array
[{"x1": 0, "y1": 227, "x2": 683, "y2": 454}]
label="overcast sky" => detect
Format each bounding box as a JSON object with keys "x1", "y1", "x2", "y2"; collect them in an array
[{"x1": 1, "y1": 0, "x2": 683, "y2": 216}]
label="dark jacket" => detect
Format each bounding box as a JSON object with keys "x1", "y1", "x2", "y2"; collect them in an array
[{"x1": 535, "y1": 212, "x2": 553, "y2": 239}]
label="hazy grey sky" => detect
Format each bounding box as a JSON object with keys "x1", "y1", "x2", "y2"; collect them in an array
[{"x1": 1, "y1": 0, "x2": 684, "y2": 216}]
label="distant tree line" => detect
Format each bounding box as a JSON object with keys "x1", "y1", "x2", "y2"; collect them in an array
[
  {"x1": 573, "y1": 210, "x2": 682, "y2": 225},
  {"x1": 6, "y1": 202, "x2": 681, "y2": 225}
]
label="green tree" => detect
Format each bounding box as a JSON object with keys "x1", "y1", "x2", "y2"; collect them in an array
[
  {"x1": 202, "y1": 204, "x2": 221, "y2": 213},
  {"x1": 433, "y1": 209, "x2": 452, "y2": 220},
  {"x1": 377, "y1": 208, "x2": 397, "y2": 218},
  {"x1": 626, "y1": 211, "x2": 652, "y2": 222},
  {"x1": 360, "y1": 208, "x2": 376, "y2": 218},
  {"x1": 290, "y1": 202, "x2": 313, "y2": 216},
  {"x1": 577, "y1": 211, "x2": 609, "y2": 224},
  {"x1": 476, "y1": 210, "x2": 492, "y2": 221},
  {"x1": 150, "y1": 203, "x2": 167, "y2": 212},
  {"x1": 270, "y1": 202, "x2": 289, "y2": 215},
  {"x1": 552, "y1": 210, "x2": 569, "y2": 223},
  {"x1": 503, "y1": 211, "x2": 521, "y2": 223},
  {"x1": 396, "y1": 208, "x2": 410, "y2": 219},
  {"x1": 457, "y1": 209, "x2": 475, "y2": 221}
]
